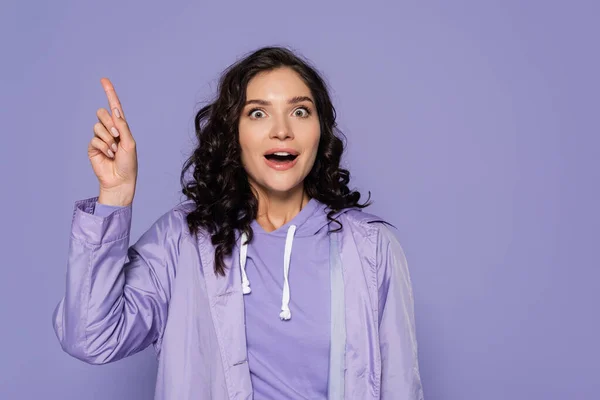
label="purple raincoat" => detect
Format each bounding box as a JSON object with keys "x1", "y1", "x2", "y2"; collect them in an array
[{"x1": 52, "y1": 197, "x2": 424, "y2": 399}]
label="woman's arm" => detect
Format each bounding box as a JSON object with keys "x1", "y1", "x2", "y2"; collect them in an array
[
  {"x1": 377, "y1": 224, "x2": 424, "y2": 399},
  {"x1": 52, "y1": 197, "x2": 182, "y2": 365}
]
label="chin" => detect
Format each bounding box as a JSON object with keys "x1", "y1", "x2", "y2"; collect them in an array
[
  {"x1": 264, "y1": 181, "x2": 303, "y2": 195},
  {"x1": 255, "y1": 174, "x2": 305, "y2": 196}
]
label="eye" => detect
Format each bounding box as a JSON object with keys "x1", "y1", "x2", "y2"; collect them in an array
[
  {"x1": 293, "y1": 106, "x2": 311, "y2": 118},
  {"x1": 248, "y1": 108, "x2": 266, "y2": 119}
]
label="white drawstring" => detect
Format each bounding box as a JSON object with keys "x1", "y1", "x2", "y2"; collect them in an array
[
  {"x1": 280, "y1": 225, "x2": 297, "y2": 320},
  {"x1": 239, "y1": 232, "x2": 251, "y2": 294},
  {"x1": 238, "y1": 225, "x2": 297, "y2": 321}
]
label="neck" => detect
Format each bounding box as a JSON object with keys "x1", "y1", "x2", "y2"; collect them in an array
[{"x1": 252, "y1": 184, "x2": 310, "y2": 233}]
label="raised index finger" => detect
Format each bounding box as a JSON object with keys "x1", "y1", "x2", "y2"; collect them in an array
[{"x1": 100, "y1": 77, "x2": 125, "y2": 119}]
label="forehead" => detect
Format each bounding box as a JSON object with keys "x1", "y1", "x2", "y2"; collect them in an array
[{"x1": 245, "y1": 67, "x2": 312, "y2": 98}]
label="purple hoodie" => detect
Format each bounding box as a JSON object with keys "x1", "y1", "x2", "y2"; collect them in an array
[{"x1": 54, "y1": 197, "x2": 424, "y2": 399}]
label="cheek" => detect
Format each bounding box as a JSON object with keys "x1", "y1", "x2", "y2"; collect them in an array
[
  {"x1": 238, "y1": 127, "x2": 257, "y2": 160},
  {"x1": 238, "y1": 120, "x2": 267, "y2": 151},
  {"x1": 238, "y1": 123, "x2": 249, "y2": 151},
  {"x1": 238, "y1": 139, "x2": 266, "y2": 183},
  {"x1": 239, "y1": 145, "x2": 258, "y2": 175},
  {"x1": 309, "y1": 127, "x2": 321, "y2": 154},
  {"x1": 302, "y1": 130, "x2": 321, "y2": 169}
]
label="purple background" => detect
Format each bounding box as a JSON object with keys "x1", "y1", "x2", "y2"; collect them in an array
[{"x1": 2, "y1": 1, "x2": 598, "y2": 399}]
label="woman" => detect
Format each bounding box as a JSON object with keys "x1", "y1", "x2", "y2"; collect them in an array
[{"x1": 52, "y1": 46, "x2": 424, "y2": 400}]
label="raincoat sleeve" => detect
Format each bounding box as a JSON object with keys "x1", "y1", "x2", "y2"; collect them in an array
[
  {"x1": 52, "y1": 197, "x2": 182, "y2": 365},
  {"x1": 376, "y1": 224, "x2": 424, "y2": 399}
]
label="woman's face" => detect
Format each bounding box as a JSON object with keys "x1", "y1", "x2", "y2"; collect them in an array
[{"x1": 238, "y1": 67, "x2": 320, "y2": 198}]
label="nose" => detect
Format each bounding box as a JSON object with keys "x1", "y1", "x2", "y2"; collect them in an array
[{"x1": 269, "y1": 116, "x2": 294, "y2": 141}]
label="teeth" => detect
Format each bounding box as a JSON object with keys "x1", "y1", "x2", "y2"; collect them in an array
[{"x1": 273, "y1": 152, "x2": 291, "y2": 156}]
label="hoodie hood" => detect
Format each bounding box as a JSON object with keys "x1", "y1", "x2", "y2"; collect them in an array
[
  {"x1": 249, "y1": 198, "x2": 359, "y2": 238},
  {"x1": 249, "y1": 198, "x2": 328, "y2": 238}
]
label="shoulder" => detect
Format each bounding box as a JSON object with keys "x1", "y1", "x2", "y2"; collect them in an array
[
  {"x1": 338, "y1": 208, "x2": 405, "y2": 259},
  {"x1": 138, "y1": 200, "x2": 199, "y2": 243},
  {"x1": 170, "y1": 199, "x2": 197, "y2": 219},
  {"x1": 153, "y1": 199, "x2": 195, "y2": 225},
  {"x1": 338, "y1": 208, "x2": 396, "y2": 235}
]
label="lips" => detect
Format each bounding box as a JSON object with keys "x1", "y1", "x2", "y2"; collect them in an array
[
  {"x1": 263, "y1": 148, "x2": 299, "y2": 162},
  {"x1": 263, "y1": 148, "x2": 300, "y2": 171}
]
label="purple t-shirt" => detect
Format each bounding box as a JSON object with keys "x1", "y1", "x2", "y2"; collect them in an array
[{"x1": 93, "y1": 200, "x2": 331, "y2": 399}]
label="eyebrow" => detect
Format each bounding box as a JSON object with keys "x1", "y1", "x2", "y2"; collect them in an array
[{"x1": 244, "y1": 96, "x2": 314, "y2": 106}]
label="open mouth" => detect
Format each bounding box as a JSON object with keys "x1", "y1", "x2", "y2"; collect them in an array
[{"x1": 264, "y1": 151, "x2": 299, "y2": 162}]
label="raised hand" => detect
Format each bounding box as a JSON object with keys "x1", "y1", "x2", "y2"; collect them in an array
[{"x1": 88, "y1": 78, "x2": 138, "y2": 206}]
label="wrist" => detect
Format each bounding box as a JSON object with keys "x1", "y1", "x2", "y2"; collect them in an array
[{"x1": 98, "y1": 188, "x2": 134, "y2": 207}]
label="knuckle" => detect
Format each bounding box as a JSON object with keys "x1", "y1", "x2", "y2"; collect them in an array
[
  {"x1": 122, "y1": 142, "x2": 135, "y2": 152},
  {"x1": 93, "y1": 137, "x2": 108, "y2": 149}
]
